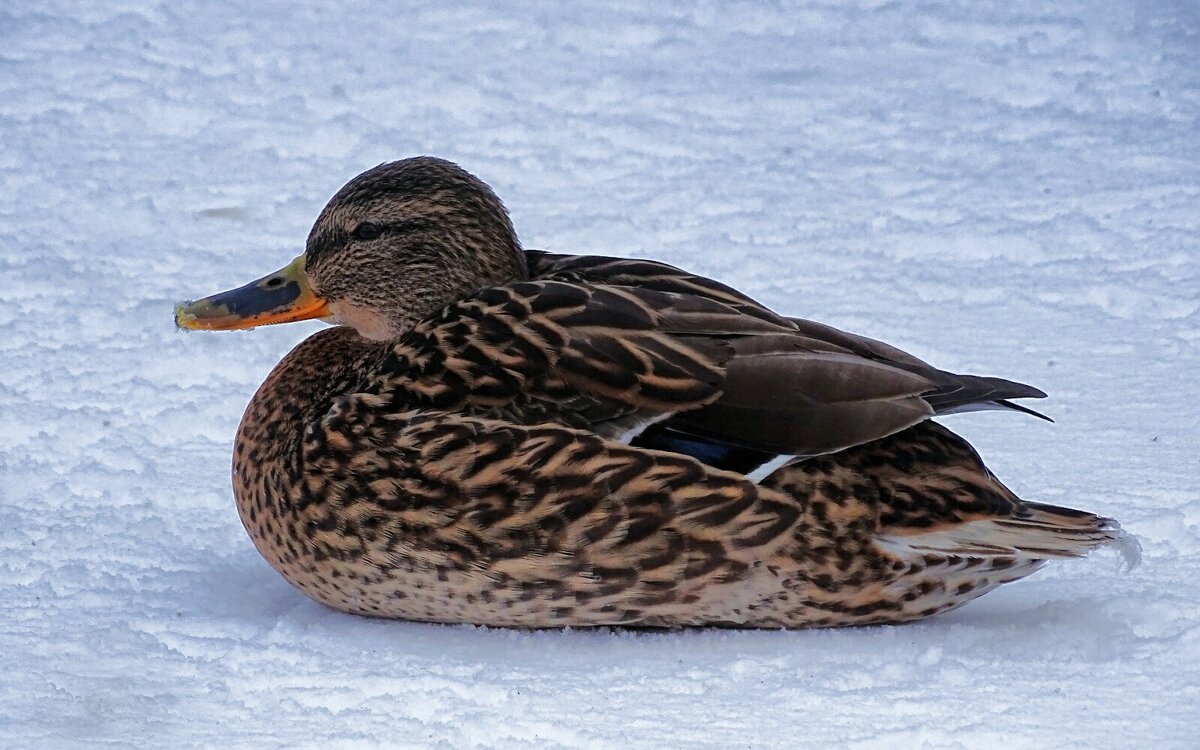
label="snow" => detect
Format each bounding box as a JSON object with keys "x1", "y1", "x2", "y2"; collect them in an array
[{"x1": 2, "y1": 1, "x2": 1198, "y2": 747}]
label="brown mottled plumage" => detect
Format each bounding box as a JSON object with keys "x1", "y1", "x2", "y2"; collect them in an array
[{"x1": 178, "y1": 156, "x2": 1135, "y2": 627}]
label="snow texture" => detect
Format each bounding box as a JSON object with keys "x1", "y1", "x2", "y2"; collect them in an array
[{"x1": 2, "y1": 1, "x2": 1198, "y2": 748}]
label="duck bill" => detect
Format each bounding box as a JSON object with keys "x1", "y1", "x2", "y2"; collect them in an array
[{"x1": 175, "y1": 255, "x2": 331, "y2": 331}]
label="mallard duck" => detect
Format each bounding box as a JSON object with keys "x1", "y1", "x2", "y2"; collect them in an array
[{"x1": 176, "y1": 157, "x2": 1135, "y2": 628}]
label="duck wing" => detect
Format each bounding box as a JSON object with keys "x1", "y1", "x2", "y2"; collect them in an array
[
  {"x1": 359, "y1": 276, "x2": 953, "y2": 465},
  {"x1": 525, "y1": 250, "x2": 793, "y2": 328},
  {"x1": 527, "y1": 252, "x2": 1049, "y2": 445},
  {"x1": 369, "y1": 279, "x2": 789, "y2": 426},
  {"x1": 782, "y1": 317, "x2": 1050, "y2": 420}
]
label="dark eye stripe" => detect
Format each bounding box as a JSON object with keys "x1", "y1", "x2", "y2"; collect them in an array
[{"x1": 351, "y1": 218, "x2": 438, "y2": 242}]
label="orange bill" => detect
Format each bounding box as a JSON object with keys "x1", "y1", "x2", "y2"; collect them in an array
[{"x1": 175, "y1": 254, "x2": 331, "y2": 331}]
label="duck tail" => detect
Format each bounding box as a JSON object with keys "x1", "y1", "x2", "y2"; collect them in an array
[
  {"x1": 1006, "y1": 502, "x2": 1141, "y2": 569},
  {"x1": 878, "y1": 502, "x2": 1141, "y2": 570}
]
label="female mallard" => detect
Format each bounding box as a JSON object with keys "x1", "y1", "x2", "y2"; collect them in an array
[{"x1": 176, "y1": 157, "x2": 1133, "y2": 628}]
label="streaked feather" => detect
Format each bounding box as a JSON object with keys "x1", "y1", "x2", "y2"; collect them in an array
[{"x1": 219, "y1": 159, "x2": 1127, "y2": 629}]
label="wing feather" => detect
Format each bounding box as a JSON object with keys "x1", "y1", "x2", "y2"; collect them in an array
[{"x1": 363, "y1": 256, "x2": 1049, "y2": 466}]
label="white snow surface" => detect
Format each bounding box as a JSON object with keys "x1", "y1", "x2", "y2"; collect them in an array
[{"x1": 2, "y1": 1, "x2": 1198, "y2": 747}]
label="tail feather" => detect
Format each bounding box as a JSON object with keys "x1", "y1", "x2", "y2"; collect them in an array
[{"x1": 877, "y1": 501, "x2": 1140, "y2": 570}]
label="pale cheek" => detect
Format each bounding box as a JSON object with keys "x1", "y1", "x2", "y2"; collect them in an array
[{"x1": 328, "y1": 300, "x2": 399, "y2": 341}]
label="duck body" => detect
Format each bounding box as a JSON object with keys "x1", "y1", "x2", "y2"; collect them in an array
[{"x1": 180, "y1": 157, "x2": 1132, "y2": 628}]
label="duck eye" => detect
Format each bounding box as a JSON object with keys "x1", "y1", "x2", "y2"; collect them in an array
[{"x1": 352, "y1": 222, "x2": 382, "y2": 241}]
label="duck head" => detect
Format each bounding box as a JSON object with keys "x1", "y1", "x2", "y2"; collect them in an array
[{"x1": 175, "y1": 157, "x2": 527, "y2": 340}]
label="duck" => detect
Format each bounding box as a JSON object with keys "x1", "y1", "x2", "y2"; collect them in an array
[{"x1": 175, "y1": 156, "x2": 1135, "y2": 628}]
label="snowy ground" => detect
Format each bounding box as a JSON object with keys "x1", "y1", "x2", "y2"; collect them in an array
[{"x1": 2, "y1": 1, "x2": 1198, "y2": 747}]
